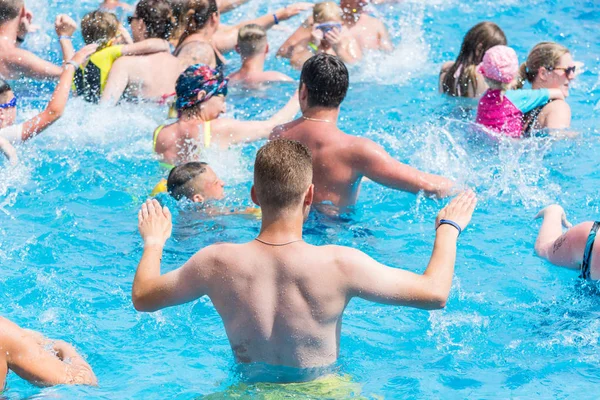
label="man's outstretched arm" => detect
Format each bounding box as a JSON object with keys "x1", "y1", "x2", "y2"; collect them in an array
[
  {"x1": 355, "y1": 138, "x2": 454, "y2": 198},
  {"x1": 132, "y1": 199, "x2": 214, "y2": 312},
  {"x1": 341, "y1": 191, "x2": 476, "y2": 309}
]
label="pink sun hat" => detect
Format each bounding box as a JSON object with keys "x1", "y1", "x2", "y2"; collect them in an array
[{"x1": 477, "y1": 45, "x2": 519, "y2": 84}]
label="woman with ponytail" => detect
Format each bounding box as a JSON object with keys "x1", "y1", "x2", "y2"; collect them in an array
[
  {"x1": 439, "y1": 22, "x2": 507, "y2": 98},
  {"x1": 517, "y1": 42, "x2": 577, "y2": 134}
]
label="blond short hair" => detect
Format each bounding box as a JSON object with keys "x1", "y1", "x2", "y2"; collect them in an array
[
  {"x1": 237, "y1": 24, "x2": 267, "y2": 57},
  {"x1": 313, "y1": 1, "x2": 342, "y2": 24}
]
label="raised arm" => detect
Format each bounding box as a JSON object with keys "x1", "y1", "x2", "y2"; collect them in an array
[
  {"x1": 533, "y1": 204, "x2": 587, "y2": 269},
  {"x1": 355, "y1": 138, "x2": 454, "y2": 198},
  {"x1": 20, "y1": 44, "x2": 97, "y2": 142},
  {"x1": 100, "y1": 57, "x2": 131, "y2": 105},
  {"x1": 55, "y1": 15, "x2": 77, "y2": 64},
  {"x1": 132, "y1": 199, "x2": 215, "y2": 312},
  {"x1": 342, "y1": 191, "x2": 476, "y2": 309},
  {"x1": 121, "y1": 38, "x2": 170, "y2": 56},
  {"x1": 217, "y1": 0, "x2": 250, "y2": 13},
  {"x1": 3, "y1": 48, "x2": 63, "y2": 80},
  {"x1": 0, "y1": 318, "x2": 97, "y2": 386},
  {"x1": 214, "y1": 3, "x2": 314, "y2": 53},
  {"x1": 212, "y1": 91, "x2": 299, "y2": 145}
]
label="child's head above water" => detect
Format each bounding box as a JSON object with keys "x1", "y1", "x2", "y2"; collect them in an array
[
  {"x1": 313, "y1": 1, "x2": 342, "y2": 24},
  {"x1": 237, "y1": 24, "x2": 267, "y2": 59},
  {"x1": 477, "y1": 45, "x2": 519, "y2": 90},
  {"x1": 0, "y1": 79, "x2": 16, "y2": 128},
  {"x1": 81, "y1": 10, "x2": 119, "y2": 45},
  {"x1": 167, "y1": 162, "x2": 225, "y2": 203}
]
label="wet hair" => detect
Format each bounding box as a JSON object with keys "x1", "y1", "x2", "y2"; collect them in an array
[
  {"x1": 81, "y1": 10, "x2": 119, "y2": 45},
  {"x1": 237, "y1": 24, "x2": 267, "y2": 58},
  {"x1": 135, "y1": 0, "x2": 175, "y2": 40},
  {"x1": 0, "y1": 0, "x2": 23, "y2": 24},
  {"x1": 167, "y1": 161, "x2": 208, "y2": 200},
  {"x1": 300, "y1": 54, "x2": 349, "y2": 108},
  {"x1": 442, "y1": 22, "x2": 507, "y2": 97},
  {"x1": 518, "y1": 42, "x2": 570, "y2": 86},
  {"x1": 313, "y1": 2, "x2": 342, "y2": 24},
  {"x1": 176, "y1": 0, "x2": 218, "y2": 47},
  {"x1": 0, "y1": 78, "x2": 12, "y2": 102},
  {"x1": 254, "y1": 139, "x2": 313, "y2": 211}
]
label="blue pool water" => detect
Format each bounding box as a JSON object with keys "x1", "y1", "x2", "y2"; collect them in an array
[{"x1": 2, "y1": 0, "x2": 600, "y2": 397}]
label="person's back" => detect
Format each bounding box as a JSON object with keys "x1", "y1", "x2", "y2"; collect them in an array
[
  {"x1": 273, "y1": 54, "x2": 453, "y2": 209},
  {"x1": 275, "y1": 118, "x2": 362, "y2": 206},
  {"x1": 229, "y1": 24, "x2": 293, "y2": 88},
  {"x1": 109, "y1": 52, "x2": 183, "y2": 100},
  {"x1": 200, "y1": 241, "x2": 350, "y2": 367},
  {"x1": 132, "y1": 138, "x2": 477, "y2": 380},
  {"x1": 102, "y1": 0, "x2": 186, "y2": 103},
  {"x1": 347, "y1": 12, "x2": 390, "y2": 51}
]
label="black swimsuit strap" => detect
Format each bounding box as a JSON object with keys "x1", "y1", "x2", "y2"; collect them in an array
[{"x1": 580, "y1": 221, "x2": 600, "y2": 280}]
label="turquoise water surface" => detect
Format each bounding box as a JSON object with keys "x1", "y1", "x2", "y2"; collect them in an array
[{"x1": 1, "y1": 0, "x2": 600, "y2": 398}]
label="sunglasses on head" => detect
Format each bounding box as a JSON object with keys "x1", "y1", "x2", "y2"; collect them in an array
[
  {"x1": 0, "y1": 97, "x2": 17, "y2": 109},
  {"x1": 550, "y1": 65, "x2": 576, "y2": 76}
]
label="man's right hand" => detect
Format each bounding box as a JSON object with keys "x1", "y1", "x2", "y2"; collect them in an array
[
  {"x1": 435, "y1": 190, "x2": 477, "y2": 232},
  {"x1": 138, "y1": 199, "x2": 172, "y2": 247},
  {"x1": 55, "y1": 15, "x2": 77, "y2": 37}
]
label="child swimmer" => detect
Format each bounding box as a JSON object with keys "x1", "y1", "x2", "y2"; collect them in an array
[
  {"x1": 476, "y1": 45, "x2": 565, "y2": 138},
  {"x1": 164, "y1": 162, "x2": 261, "y2": 216}
]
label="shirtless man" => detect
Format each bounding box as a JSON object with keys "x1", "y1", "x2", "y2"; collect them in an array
[
  {"x1": 534, "y1": 204, "x2": 600, "y2": 280},
  {"x1": 0, "y1": 317, "x2": 97, "y2": 389},
  {"x1": 278, "y1": 0, "x2": 393, "y2": 59},
  {"x1": 0, "y1": 0, "x2": 76, "y2": 80},
  {"x1": 271, "y1": 54, "x2": 453, "y2": 209},
  {"x1": 228, "y1": 24, "x2": 293, "y2": 88},
  {"x1": 132, "y1": 138, "x2": 477, "y2": 380},
  {"x1": 101, "y1": 0, "x2": 186, "y2": 104}
]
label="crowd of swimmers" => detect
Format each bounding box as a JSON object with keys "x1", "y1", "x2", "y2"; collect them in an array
[{"x1": 0, "y1": 0, "x2": 594, "y2": 392}]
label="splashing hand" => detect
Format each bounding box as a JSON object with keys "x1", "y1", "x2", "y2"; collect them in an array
[
  {"x1": 535, "y1": 204, "x2": 572, "y2": 228},
  {"x1": 138, "y1": 199, "x2": 172, "y2": 247},
  {"x1": 435, "y1": 190, "x2": 477, "y2": 232},
  {"x1": 55, "y1": 14, "x2": 77, "y2": 37}
]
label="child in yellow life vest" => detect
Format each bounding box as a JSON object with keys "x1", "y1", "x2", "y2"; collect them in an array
[{"x1": 74, "y1": 10, "x2": 171, "y2": 103}]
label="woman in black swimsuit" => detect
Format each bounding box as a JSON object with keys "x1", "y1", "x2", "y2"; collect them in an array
[{"x1": 517, "y1": 42, "x2": 577, "y2": 135}]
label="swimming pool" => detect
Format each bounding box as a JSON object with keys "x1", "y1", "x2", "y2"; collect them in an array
[{"x1": 2, "y1": 0, "x2": 600, "y2": 397}]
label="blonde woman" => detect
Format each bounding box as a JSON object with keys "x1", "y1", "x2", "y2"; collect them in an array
[{"x1": 518, "y1": 42, "x2": 578, "y2": 134}]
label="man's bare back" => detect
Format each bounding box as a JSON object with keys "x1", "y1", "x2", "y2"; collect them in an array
[
  {"x1": 132, "y1": 139, "x2": 476, "y2": 380},
  {"x1": 272, "y1": 119, "x2": 363, "y2": 207},
  {"x1": 272, "y1": 118, "x2": 453, "y2": 208},
  {"x1": 346, "y1": 13, "x2": 392, "y2": 52},
  {"x1": 187, "y1": 241, "x2": 352, "y2": 367}
]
